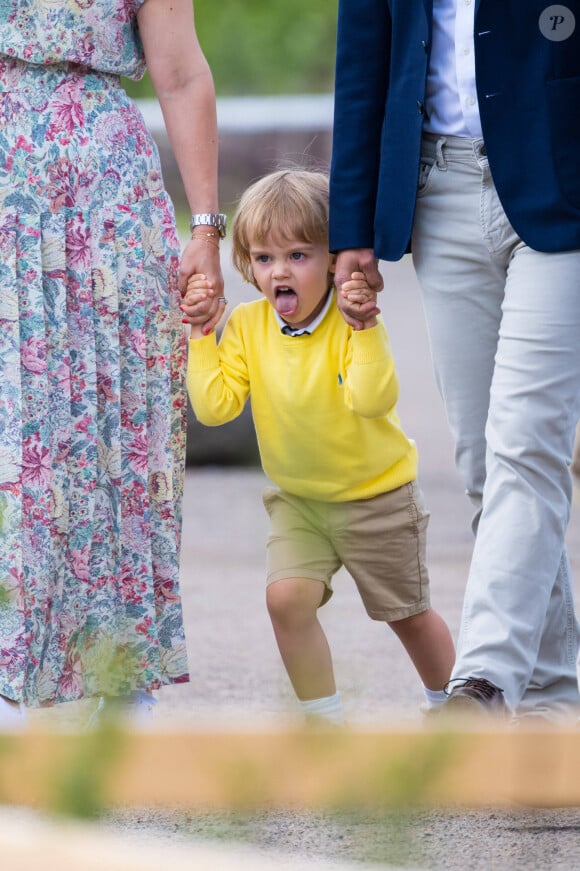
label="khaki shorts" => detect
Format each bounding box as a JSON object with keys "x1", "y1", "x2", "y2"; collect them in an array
[{"x1": 262, "y1": 482, "x2": 431, "y2": 622}]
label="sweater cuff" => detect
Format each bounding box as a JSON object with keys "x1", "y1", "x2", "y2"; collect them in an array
[
  {"x1": 350, "y1": 323, "x2": 390, "y2": 365},
  {"x1": 188, "y1": 335, "x2": 219, "y2": 371}
]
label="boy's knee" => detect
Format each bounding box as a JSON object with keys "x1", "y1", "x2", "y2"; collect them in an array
[
  {"x1": 388, "y1": 609, "x2": 430, "y2": 635},
  {"x1": 266, "y1": 578, "x2": 323, "y2": 627}
]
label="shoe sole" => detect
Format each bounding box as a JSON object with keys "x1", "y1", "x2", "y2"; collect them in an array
[{"x1": 442, "y1": 694, "x2": 507, "y2": 719}]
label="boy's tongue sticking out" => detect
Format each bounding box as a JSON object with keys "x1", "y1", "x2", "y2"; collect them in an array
[{"x1": 275, "y1": 288, "x2": 298, "y2": 316}]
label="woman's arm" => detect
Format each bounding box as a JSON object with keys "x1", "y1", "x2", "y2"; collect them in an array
[{"x1": 137, "y1": 0, "x2": 224, "y2": 304}]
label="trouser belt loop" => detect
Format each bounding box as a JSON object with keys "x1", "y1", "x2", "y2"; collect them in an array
[{"x1": 435, "y1": 135, "x2": 448, "y2": 170}]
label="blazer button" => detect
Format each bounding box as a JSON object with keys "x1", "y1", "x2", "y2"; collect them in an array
[
  {"x1": 417, "y1": 100, "x2": 425, "y2": 115},
  {"x1": 421, "y1": 40, "x2": 429, "y2": 52}
]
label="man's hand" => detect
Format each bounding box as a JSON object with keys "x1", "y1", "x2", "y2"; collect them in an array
[
  {"x1": 334, "y1": 249, "x2": 382, "y2": 329},
  {"x1": 341, "y1": 272, "x2": 379, "y2": 329}
]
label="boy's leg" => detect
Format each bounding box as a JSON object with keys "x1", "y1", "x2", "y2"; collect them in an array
[
  {"x1": 263, "y1": 488, "x2": 343, "y2": 723},
  {"x1": 388, "y1": 608, "x2": 454, "y2": 692},
  {"x1": 333, "y1": 483, "x2": 453, "y2": 713},
  {"x1": 267, "y1": 577, "x2": 335, "y2": 701}
]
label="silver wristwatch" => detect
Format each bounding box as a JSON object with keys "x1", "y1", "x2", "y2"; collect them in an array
[{"x1": 189, "y1": 212, "x2": 227, "y2": 238}]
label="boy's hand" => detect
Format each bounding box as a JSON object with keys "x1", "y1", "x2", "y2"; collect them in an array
[
  {"x1": 181, "y1": 274, "x2": 227, "y2": 337},
  {"x1": 335, "y1": 250, "x2": 382, "y2": 330},
  {"x1": 341, "y1": 272, "x2": 379, "y2": 329}
]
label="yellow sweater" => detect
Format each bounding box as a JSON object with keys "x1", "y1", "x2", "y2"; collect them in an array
[{"x1": 187, "y1": 297, "x2": 417, "y2": 502}]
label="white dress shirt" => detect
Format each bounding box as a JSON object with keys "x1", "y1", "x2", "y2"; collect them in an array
[
  {"x1": 423, "y1": 0, "x2": 483, "y2": 138},
  {"x1": 275, "y1": 288, "x2": 334, "y2": 336}
]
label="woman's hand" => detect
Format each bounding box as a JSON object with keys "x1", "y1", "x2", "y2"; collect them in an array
[
  {"x1": 179, "y1": 234, "x2": 225, "y2": 333},
  {"x1": 181, "y1": 272, "x2": 227, "y2": 338}
]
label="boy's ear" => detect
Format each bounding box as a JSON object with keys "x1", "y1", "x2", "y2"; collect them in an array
[{"x1": 328, "y1": 253, "x2": 337, "y2": 274}]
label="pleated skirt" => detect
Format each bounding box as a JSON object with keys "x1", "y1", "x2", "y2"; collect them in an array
[{"x1": 0, "y1": 58, "x2": 189, "y2": 705}]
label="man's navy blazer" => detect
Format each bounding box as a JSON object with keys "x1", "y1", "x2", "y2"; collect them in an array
[{"x1": 329, "y1": 0, "x2": 580, "y2": 259}]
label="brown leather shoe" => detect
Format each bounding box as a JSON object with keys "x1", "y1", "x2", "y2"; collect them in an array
[{"x1": 443, "y1": 677, "x2": 507, "y2": 717}]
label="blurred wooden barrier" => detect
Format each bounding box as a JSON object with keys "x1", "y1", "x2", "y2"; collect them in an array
[{"x1": 1, "y1": 726, "x2": 580, "y2": 812}]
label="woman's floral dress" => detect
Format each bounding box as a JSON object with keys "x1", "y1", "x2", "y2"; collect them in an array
[{"x1": 0, "y1": 0, "x2": 189, "y2": 705}]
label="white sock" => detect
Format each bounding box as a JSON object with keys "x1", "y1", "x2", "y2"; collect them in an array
[
  {"x1": 423, "y1": 687, "x2": 447, "y2": 709},
  {"x1": 299, "y1": 692, "x2": 344, "y2": 725},
  {"x1": 0, "y1": 695, "x2": 26, "y2": 730}
]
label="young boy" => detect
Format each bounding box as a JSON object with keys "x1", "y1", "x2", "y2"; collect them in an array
[{"x1": 182, "y1": 169, "x2": 454, "y2": 725}]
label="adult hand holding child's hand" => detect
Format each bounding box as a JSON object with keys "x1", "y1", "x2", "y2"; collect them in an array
[
  {"x1": 341, "y1": 271, "x2": 380, "y2": 329},
  {"x1": 335, "y1": 250, "x2": 382, "y2": 330},
  {"x1": 181, "y1": 273, "x2": 227, "y2": 337}
]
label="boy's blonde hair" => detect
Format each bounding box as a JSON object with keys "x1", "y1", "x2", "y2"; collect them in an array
[{"x1": 232, "y1": 169, "x2": 330, "y2": 288}]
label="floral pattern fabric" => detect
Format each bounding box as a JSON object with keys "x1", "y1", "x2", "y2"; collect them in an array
[
  {"x1": 0, "y1": 0, "x2": 147, "y2": 80},
  {"x1": 0, "y1": 3, "x2": 189, "y2": 707}
]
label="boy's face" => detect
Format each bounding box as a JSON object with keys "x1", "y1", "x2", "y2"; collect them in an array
[{"x1": 249, "y1": 231, "x2": 336, "y2": 330}]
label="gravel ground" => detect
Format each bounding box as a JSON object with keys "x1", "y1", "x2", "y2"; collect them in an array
[
  {"x1": 22, "y1": 256, "x2": 580, "y2": 870},
  {"x1": 101, "y1": 804, "x2": 580, "y2": 871}
]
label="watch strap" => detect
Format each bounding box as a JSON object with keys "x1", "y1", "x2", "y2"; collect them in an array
[{"x1": 189, "y1": 212, "x2": 227, "y2": 238}]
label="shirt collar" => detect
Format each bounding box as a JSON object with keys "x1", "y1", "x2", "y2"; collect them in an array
[{"x1": 275, "y1": 288, "x2": 334, "y2": 337}]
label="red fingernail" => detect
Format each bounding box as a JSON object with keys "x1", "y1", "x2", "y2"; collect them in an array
[
  {"x1": 202, "y1": 327, "x2": 212, "y2": 336},
  {"x1": 181, "y1": 318, "x2": 189, "y2": 324}
]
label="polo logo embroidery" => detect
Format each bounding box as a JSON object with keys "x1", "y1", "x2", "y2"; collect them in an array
[{"x1": 539, "y1": 5, "x2": 576, "y2": 41}]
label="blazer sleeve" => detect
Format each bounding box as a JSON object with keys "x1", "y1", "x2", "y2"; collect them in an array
[{"x1": 329, "y1": 0, "x2": 392, "y2": 252}]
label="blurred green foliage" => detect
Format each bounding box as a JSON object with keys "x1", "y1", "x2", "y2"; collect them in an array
[
  {"x1": 124, "y1": 0, "x2": 337, "y2": 99},
  {"x1": 50, "y1": 727, "x2": 127, "y2": 819}
]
